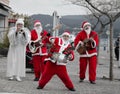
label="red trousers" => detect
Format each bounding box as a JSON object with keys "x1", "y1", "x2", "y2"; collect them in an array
[
  {"x1": 79, "y1": 55, "x2": 97, "y2": 81},
  {"x1": 38, "y1": 61, "x2": 74, "y2": 89},
  {"x1": 32, "y1": 55, "x2": 46, "y2": 78}
]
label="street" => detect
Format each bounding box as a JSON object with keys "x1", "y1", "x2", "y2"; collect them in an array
[{"x1": 0, "y1": 47, "x2": 120, "y2": 94}]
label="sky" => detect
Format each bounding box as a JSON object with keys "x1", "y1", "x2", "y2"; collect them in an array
[{"x1": 9, "y1": 0, "x2": 88, "y2": 16}]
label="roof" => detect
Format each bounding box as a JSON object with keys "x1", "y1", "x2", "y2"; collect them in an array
[{"x1": 0, "y1": 2, "x2": 11, "y2": 11}]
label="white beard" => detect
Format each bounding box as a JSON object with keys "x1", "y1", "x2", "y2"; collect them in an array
[
  {"x1": 35, "y1": 26, "x2": 43, "y2": 34},
  {"x1": 62, "y1": 38, "x2": 69, "y2": 44},
  {"x1": 85, "y1": 27, "x2": 91, "y2": 35}
]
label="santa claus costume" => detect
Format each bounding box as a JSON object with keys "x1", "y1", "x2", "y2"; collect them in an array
[
  {"x1": 37, "y1": 31, "x2": 75, "y2": 91},
  {"x1": 74, "y1": 21, "x2": 99, "y2": 84},
  {"x1": 29, "y1": 20, "x2": 49, "y2": 81}
]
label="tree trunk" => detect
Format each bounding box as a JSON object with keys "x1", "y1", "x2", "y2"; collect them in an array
[{"x1": 109, "y1": 20, "x2": 114, "y2": 81}]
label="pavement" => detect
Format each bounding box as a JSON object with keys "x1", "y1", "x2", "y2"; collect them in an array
[{"x1": 0, "y1": 47, "x2": 120, "y2": 94}]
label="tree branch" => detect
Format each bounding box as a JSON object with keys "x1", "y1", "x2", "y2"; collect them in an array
[
  {"x1": 113, "y1": 12, "x2": 120, "y2": 22},
  {"x1": 85, "y1": 0, "x2": 108, "y2": 15}
]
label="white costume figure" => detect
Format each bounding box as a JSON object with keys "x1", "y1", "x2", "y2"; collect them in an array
[{"x1": 6, "y1": 18, "x2": 31, "y2": 81}]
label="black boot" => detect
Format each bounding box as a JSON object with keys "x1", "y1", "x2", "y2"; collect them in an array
[
  {"x1": 34, "y1": 78, "x2": 39, "y2": 81},
  {"x1": 37, "y1": 86, "x2": 43, "y2": 89},
  {"x1": 79, "y1": 78, "x2": 84, "y2": 82},
  {"x1": 90, "y1": 81, "x2": 96, "y2": 84},
  {"x1": 69, "y1": 88, "x2": 76, "y2": 91}
]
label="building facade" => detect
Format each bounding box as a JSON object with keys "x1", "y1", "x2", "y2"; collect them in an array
[{"x1": 0, "y1": 0, "x2": 11, "y2": 42}]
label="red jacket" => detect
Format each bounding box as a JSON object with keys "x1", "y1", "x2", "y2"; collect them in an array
[
  {"x1": 74, "y1": 30, "x2": 99, "y2": 57},
  {"x1": 30, "y1": 29, "x2": 49, "y2": 56},
  {"x1": 46, "y1": 37, "x2": 74, "y2": 65}
]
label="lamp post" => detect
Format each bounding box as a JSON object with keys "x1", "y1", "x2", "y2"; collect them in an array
[
  {"x1": 106, "y1": 30, "x2": 110, "y2": 52},
  {"x1": 52, "y1": 11, "x2": 60, "y2": 37},
  {"x1": 118, "y1": 35, "x2": 120, "y2": 68}
]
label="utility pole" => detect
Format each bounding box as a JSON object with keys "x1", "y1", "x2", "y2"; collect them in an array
[
  {"x1": 52, "y1": 11, "x2": 60, "y2": 37},
  {"x1": 118, "y1": 35, "x2": 120, "y2": 68}
]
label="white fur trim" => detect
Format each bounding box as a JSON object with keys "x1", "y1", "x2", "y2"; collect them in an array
[
  {"x1": 44, "y1": 58, "x2": 51, "y2": 61},
  {"x1": 80, "y1": 52, "x2": 97, "y2": 57},
  {"x1": 16, "y1": 18, "x2": 24, "y2": 25},
  {"x1": 59, "y1": 39, "x2": 69, "y2": 53},
  {"x1": 40, "y1": 53, "x2": 48, "y2": 56},
  {"x1": 58, "y1": 38, "x2": 62, "y2": 46},
  {"x1": 62, "y1": 32, "x2": 70, "y2": 37},
  {"x1": 83, "y1": 22, "x2": 91, "y2": 28},
  {"x1": 75, "y1": 41, "x2": 83, "y2": 50},
  {"x1": 57, "y1": 62, "x2": 66, "y2": 65},
  {"x1": 46, "y1": 57, "x2": 67, "y2": 66},
  {"x1": 70, "y1": 54, "x2": 74, "y2": 60},
  {"x1": 32, "y1": 53, "x2": 40, "y2": 56},
  {"x1": 39, "y1": 47, "x2": 48, "y2": 56},
  {"x1": 34, "y1": 22, "x2": 41, "y2": 27},
  {"x1": 30, "y1": 30, "x2": 41, "y2": 43}
]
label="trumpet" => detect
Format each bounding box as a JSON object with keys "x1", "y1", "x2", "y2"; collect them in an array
[
  {"x1": 29, "y1": 35, "x2": 48, "y2": 53},
  {"x1": 19, "y1": 28, "x2": 24, "y2": 33}
]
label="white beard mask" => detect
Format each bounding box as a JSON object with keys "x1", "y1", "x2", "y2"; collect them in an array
[
  {"x1": 62, "y1": 37, "x2": 69, "y2": 44},
  {"x1": 84, "y1": 27, "x2": 91, "y2": 35},
  {"x1": 35, "y1": 26, "x2": 43, "y2": 34}
]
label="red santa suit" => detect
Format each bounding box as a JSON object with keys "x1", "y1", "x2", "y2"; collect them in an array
[
  {"x1": 29, "y1": 20, "x2": 49, "y2": 80},
  {"x1": 74, "y1": 21, "x2": 99, "y2": 83},
  {"x1": 37, "y1": 32, "x2": 75, "y2": 91}
]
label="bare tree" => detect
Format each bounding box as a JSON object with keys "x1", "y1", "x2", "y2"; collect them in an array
[{"x1": 66, "y1": 0, "x2": 120, "y2": 80}]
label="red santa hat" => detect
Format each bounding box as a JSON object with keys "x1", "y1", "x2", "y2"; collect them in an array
[
  {"x1": 81, "y1": 21, "x2": 91, "y2": 29},
  {"x1": 62, "y1": 30, "x2": 70, "y2": 37},
  {"x1": 34, "y1": 20, "x2": 41, "y2": 27}
]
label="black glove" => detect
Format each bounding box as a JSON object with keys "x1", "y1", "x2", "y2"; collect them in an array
[
  {"x1": 47, "y1": 33, "x2": 51, "y2": 37},
  {"x1": 22, "y1": 32, "x2": 26, "y2": 37},
  {"x1": 15, "y1": 32, "x2": 18, "y2": 36}
]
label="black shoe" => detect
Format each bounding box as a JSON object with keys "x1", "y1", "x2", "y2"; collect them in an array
[
  {"x1": 34, "y1": 78, "x2": 39, "y2": 81},
  {"x1": 79, "y1": 78, "x2": 84, "y2": 82},
  {"x1": 90, "y1": 81, "x2": 96, "y2": 84},
  {"x1": 37, "y1": 86, "x2": 43, "y2": 89},
  {"x1": 69, "y1": 88, "x2": 76, "y2": 91}
]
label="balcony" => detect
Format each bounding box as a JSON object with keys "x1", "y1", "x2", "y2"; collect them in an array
[{"x1": 0, "y1": 0, "x2": 9, "y2": 6}]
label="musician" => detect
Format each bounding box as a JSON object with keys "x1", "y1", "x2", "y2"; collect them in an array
[
  {"x1": 74, "y1": 21, "x2": 99, "y2": 84},
  {"x1": 29, "y1": 20, "x2": 50, "y2": 81},
  {"x1": 6, "y1": 18, "x2": 31, "y2": 81},
  {"x1": 37, "y1": 31, "x2": 75, "y2": 91}
]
